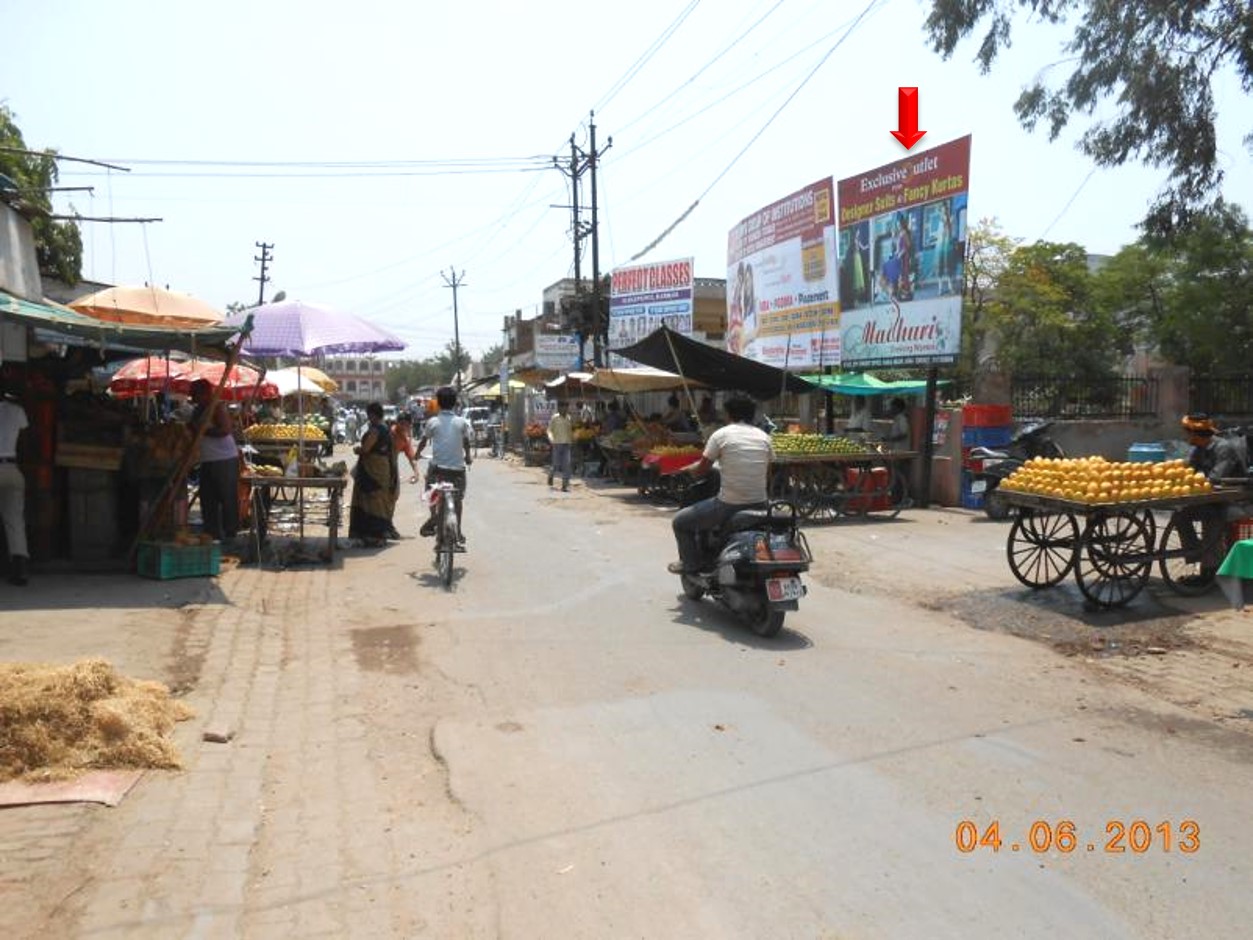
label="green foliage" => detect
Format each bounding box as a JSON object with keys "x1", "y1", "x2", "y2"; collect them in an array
[
  {"x1": 1093, "y1": 201, "x2": 1253, "y2": 373},
  {"x1": 923, "y1": 1, "x2": 1253, "y2": 236},
  {"x1": 480, "y1": 342, "x2": 505, "y2": 373},
  {"x1": 0, "y1": 104, "x2": 82, "y2": 283},
  {"x1": 957, "y1": 217, "x2": 1019, "y2": 384},
  {"x1": 988, "y1": 240, "x2": 1126, "y2": 379}
]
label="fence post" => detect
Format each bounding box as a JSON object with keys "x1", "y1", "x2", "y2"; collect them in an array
[{"x1": 1149, "y1": 364, "x2": 1190, "y2": 424}]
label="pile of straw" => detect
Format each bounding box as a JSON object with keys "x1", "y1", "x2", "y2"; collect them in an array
[{"x1": 0, "y1": 658, "x2": 195, "y2": 782}]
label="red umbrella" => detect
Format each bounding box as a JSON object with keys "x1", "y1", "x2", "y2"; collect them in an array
[
  {"x1": 109, "y1": 356, "x2": 192, "y2": 399},
  {"x1": 176, "y1": 360, "x2": 279, "y2": 401}
]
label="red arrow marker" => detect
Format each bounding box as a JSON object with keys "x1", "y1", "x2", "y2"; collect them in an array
[{"x1": 890, "y1": 87, "x2": 927, "y2": 150}]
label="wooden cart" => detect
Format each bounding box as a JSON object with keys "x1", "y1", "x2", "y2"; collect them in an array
[
  {"x1": 1000, "y1": 486, "x2": 1252, "y2": 608},
  {"x1": 768, "y1": 449, "x2": 916, "y2": 521}
]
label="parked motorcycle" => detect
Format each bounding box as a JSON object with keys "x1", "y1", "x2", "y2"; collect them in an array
[
  {"x1": 970, "y1": 420, "x2": 1066, "y2": 520},
  {"x1": 673, "y1": 472, "x2": 813, "y2": 638}
]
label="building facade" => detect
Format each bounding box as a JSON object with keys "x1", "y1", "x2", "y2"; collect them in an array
[{"x1": 321, "y1": 356, "x2": 386, "y2": 401}]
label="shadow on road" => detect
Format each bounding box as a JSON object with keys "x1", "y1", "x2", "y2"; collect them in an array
[{"x1": 669, "y1": 597, "x2": 814, "y2": 651}]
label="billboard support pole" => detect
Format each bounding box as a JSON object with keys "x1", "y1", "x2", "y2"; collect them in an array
[{"x1": 919, "y1": 366, "x2": 939, "y2": 509}]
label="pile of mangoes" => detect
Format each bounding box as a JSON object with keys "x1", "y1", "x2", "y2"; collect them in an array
[
  {"x1": 999, "y1": 456, "x2": 1213, "y2": 504},
  {"x1": 244, "y1": 423, "x2": 328, "y2": 442},
  {"x1": 771, "y1": 433, "x2": 869, "y2": 456}
]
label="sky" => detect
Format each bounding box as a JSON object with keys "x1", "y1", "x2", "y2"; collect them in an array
[{"x1": 3, "y1": 0, "x2": 1250, "y2": 362}]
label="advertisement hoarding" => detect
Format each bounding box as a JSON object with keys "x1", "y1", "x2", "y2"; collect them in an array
[
  {"x1": 725, "y1": 178, "x2": 840, "y2": 370},
  {"x1": 535, "y1": 333, "x2": 581, "y2": 372},
  {"x1": 607, "y1": 257, "x2": 695, "y2": 368},
  {"x1": 837, "y1": 135, "x2": 971, "y2": 369}
]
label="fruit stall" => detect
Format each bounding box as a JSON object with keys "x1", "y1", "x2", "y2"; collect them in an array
[
  {"x1": 767, "y1": 433, "x2": 916, "y2": 521},
  {"x1": 243, "y1": 421, "x2": 331, "y2": 463},
  {"x1": 996, "y1": 456, "x2": 1253, "y2": 608},
  {"x1": 637, "y1": 445, "x2": 703, "y2": 500},
  {"x1": 523, "y1": 421, "x2": 551, "y2": 466}
]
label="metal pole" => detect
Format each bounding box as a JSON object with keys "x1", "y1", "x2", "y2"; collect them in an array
[{"x1": 443, "y1": 268, "x2": 466, "y2": 392}]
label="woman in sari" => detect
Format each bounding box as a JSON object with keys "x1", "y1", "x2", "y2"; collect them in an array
[{"x1": 349, "y1": 402, "x2": 398, "y2": 547}]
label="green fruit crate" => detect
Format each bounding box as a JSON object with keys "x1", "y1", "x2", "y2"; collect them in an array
[{"x1": 137, "y1": 541, "x2": 222, "y2": 580}]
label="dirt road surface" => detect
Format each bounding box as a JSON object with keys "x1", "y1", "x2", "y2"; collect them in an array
[{"x1": 2, "y1": 451, "x2": 1250, "y2": 938}]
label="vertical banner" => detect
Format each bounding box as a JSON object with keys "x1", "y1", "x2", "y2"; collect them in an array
[
  {"x1": 837, "y1": 135, "x2": 970, "y2": 369},
  {"x1": 607, "y1": 257, "x2": 694, "y2": 368},
  {"x1": 726, "y1": 178, "x2": 840, "y2": 370}
]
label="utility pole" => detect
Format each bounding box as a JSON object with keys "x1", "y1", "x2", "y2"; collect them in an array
[
  {"x1": 253, "y1": 242, "x2": 274, "y2": 306},
  {"x1": 552, "y1": 113, "x2": 612, "y2": 366},
  {"x1": 442, "y1": 267, "x2": 466, "y2": 393}
]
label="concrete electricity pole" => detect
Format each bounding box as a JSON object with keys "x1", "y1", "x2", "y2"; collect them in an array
[
  {"x1": 442, "y1": 267, "x2": 467, "y2": 392},
  {"x1": 253, "y1": 242, "x2": 274, "y2": 306}
]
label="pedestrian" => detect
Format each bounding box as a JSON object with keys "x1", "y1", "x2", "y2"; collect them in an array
[
  {"x1": 883, "y1": 397, "x2": 911, "y2": 449},
  {"x1": 386, "y1": 412, "x2": 419, "y2": 539},
  {"x1": 547, "y1": 399, "x2": 574, "y2": 492},
  {"x1": 661, "y1": 394, "x2": 693, "y2": 433},
  {"x1": 0, "y1": 382, "x2": 30, "y2": 586},
  {"x1": 189, "y1": 379, "x2": 241, "y2": 543},
  {"x1": 348, "y1": 402, "x2": 398, "y2": 547},
  {"x1": 602, "y1": 399, "x2": 626, "y2": 434}
]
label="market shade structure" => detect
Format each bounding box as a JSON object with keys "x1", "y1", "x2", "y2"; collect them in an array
[
  {"x1": 268, "y1": 366, "x2": 339, "y2": 396},
  {"x1": 477, "y1": 379, "x2": 527, "y2": 398},
  {"x1": 226, "y1": 300, "x2": 406, "y2": 357},
  {"x1": 798, "y1": 372, "x2": 950, "y2": 396},
  {"x1": 587, "y1": 365, "x2": 704, "y2": 394},
  {"x1": 107, "y1": 356, "x2": 191, "y2": 398},
  {"x1": 180, "y1": 360, "x2": 278, "y2": 400},
  {"x1": 69, "y1": 285, "x2": 225, "y2": 328},
  {"x1": 614, "y1": 325, "x2": 812, "y2": 400}
]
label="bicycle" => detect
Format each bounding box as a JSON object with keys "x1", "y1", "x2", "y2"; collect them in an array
[{"x1": 425, "y1": 479, "x2": 463, "y2": 587}]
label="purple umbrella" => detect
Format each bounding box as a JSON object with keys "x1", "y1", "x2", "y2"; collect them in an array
[{"x1": 227, "y1": 300, "x2": 406, "y2": 357}]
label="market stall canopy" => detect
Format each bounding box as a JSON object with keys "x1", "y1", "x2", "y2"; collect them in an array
[
  {"x1": 107, "y1": 355, "x2": 191, "y2": 398},
  {"x1": 1, "y1": 290, "x2": 239, "y2": 355},
  {"x1": 798, "y1": 372, "x2": 950, "y2": 396},
  {"x1": 69, "y1": 285, "x2": 225, "y2": 328},
  {"x1": 478, "y1": 379, "x2": 527, "y2": 398},
  {"x1": 268, "y1": 365, "x2": 338, "y2": 396},
  {"x1": 544, "y1": 371, "x2": 595, "y2": 389},
  {"x1": 226, "y1": 300, "x2": 405, "y2": 357},
  {"x1": 182, "y1": 360, "x2": 278, "y2": 400},
  {"x1": 587, "y1": 365, "x2": 704, "y2": 394},
  {"x1": 614, "y1": 325, "x2": 812, "y2": 400}
]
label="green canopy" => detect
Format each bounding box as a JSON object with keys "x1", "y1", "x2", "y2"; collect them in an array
[{"x1": 798, "y1": 372, "x2": 949, "y2": 396}]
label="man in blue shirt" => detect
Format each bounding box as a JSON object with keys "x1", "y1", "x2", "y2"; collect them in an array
[{"x1": 416, "y1": 387, "x2": 472, "y2": 544}]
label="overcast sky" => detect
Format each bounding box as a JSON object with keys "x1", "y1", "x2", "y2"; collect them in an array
[{"x1": 4, "y1": 0, "x2": 1250, "y2": 360}]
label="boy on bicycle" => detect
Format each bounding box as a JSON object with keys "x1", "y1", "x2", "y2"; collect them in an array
[{"x1": 416, "y1": 387, "x2": 473, "y2": 545}]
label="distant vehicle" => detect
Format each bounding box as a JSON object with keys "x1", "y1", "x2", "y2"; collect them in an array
[
  {"x1": 382, "y1": 404, "x2": 399, "y2": 423},
  {"x1": 463, "y1": 406, "x2": 493, "y2": 445}
]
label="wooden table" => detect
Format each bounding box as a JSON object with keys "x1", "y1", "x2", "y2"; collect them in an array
[{"x1": 242, "y1": 474, "x2": 347, "y2": 564}]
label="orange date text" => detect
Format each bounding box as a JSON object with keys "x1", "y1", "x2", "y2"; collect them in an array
[{"x1": 954, "y1": 819, "x2": 1200, "y2": 854}]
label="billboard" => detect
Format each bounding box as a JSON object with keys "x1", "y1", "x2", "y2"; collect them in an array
[
  {"x1": 837, "y1": 135, "x2": 971, "y2": 369},
  {"x1": 607, "y1": 257, "x2": 694, "y2": 368},
  {"x1": 535, "y1": 333, "x2": 581, "y2": 371},
  {"x1": 726, "y1": 178, "x2": 840, "y2": 370}
]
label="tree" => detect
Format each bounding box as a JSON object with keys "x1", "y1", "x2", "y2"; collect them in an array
[
  {"x1": 988, "y1": 240, "x2": 1126, "y2": 379},
  {"x1": 923, "y1": 1, "x2": 1253, "y2": 236},
  {"x1": 480, "y1": 342, "x2": 505, "y2": 373},
  {"x1": 432, "y1": 340, "x2": 471, "y2": 386},
  {"x1": 1093, "y1": 201, "x2": 1253, "y2": 374},
  {"x1": 958, "y1": 217, "x2": 1019, "y2": 386},
  {"x1": 0, "y1": 104, "x2": 83, "y2": 283}
]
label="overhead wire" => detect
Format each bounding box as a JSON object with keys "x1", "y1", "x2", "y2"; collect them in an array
[{"x1": 594, "y1": 0, "x2": 703, "y2": 114}]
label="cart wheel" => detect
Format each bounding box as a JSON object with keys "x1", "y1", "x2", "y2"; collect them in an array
[
  {"x1": 884, "y1": 467, "x2": 910, "y2": 519},
  {"x1": 1007, "y1": 510, "x2": 1078, "y2": 588},
  {"x1": 1158, "y1": 510, "x2": 1229, "y2": 596},
  {"x1": 1074, "y1": 511, "x2": 1152, "y2": 608}
]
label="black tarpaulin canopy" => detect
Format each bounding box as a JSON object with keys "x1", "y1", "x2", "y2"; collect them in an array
[{"x1": 613, "y1": 325, "x2": 812, "y2": 401}]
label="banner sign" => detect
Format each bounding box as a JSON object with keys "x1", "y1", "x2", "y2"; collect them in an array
[
  {"x1": 535, "y1": 333, "x2": 581, "y2": 371},
  {"x1": 725, "y1": 178, "x2": 840, "y2": 370},
  {"x1": 837, "y1": 135, "x2": 970, "y2": 368},
  {"x1": 608, "y1": 257, "x2": 694, "y2": 368}
]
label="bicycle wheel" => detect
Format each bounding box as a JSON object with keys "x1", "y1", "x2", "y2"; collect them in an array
[{"x1": 433, "y1": 498, "x2": 454, "y2": 587}]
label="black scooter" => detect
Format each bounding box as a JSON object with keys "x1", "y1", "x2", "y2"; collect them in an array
[
  {"x1": 969, "y1": 420, "x2": 1065, "y2": 520},
  {"x1": 673, "y1": 473, "x2": 813, "y2": 638}
]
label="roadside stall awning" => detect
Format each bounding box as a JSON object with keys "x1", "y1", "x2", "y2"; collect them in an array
[
  {"x1": 1, "y1": 290, "x2": 238, "y2": 356},
  {"x1": 798, "y1": 372, "x2": 949, "y2": 396},
  {"x1": 614, "y1": 325, "x2": 812, "y2": 400},
  {"x1": 587, "y1": 365, "x2": 703, "y2": 394}
]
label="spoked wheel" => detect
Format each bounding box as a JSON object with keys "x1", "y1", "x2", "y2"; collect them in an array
[
  {"x1": 434, "y1": 502, "x2": 456, "y2": 588},
  {"x1": 1158, "y1": 509, "x2": 1228, "y2": 596},
  {"x1": 1074, "y1": 511, "x2": 1153, "y2": 608},
  {"x1": 747, "y1": 605, "x2": 785, "y2": 639},
  {"x1": 884, "y1": 467, "x2": 910, "y2": 519},
  {"x1": 1007, "y1": 510, "x2": 1078, "y2": 588}
]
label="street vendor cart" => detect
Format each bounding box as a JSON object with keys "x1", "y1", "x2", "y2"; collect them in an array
[
  {"x1": 768, "y1": 443, "x2": 915, "y2": 521},
  {"x1": 1001, "y1": 483, "x2": 1253, "y2": 608}
]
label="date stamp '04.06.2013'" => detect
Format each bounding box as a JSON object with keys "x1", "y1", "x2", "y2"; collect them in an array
[{"x1": 955, "y1": 819, "x2": 1200, "y2": 855}]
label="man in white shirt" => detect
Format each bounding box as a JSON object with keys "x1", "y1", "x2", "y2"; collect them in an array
[
  {"x1": 0, "y1": 385, "x2": 30, "y2": 586},
  {"x1": 668, "y1": 395, "x2": 773, "y2": 575},
  {"x1": 416, "y1": 386, "x2": 473, "y2": 544}
]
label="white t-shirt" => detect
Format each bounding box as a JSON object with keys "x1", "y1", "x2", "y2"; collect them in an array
[
  {"x1": 0, "y1": 400, "x2": 29, "y2": 458},
  {"x1": 704, "y1": 421, "x2": 772, "y2": 505},
  {"x1": 423, "y1": 413, "x2": 470, "y2": 469}
]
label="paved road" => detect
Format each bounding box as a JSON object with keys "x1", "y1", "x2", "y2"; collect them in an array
[{"x1": 3, "y1": 455, "x2": 1251, "y2": 938}]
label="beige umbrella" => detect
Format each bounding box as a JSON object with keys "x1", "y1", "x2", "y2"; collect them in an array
[{"x1": 70, "y1": 285, "x2": 224, "y2": 328}]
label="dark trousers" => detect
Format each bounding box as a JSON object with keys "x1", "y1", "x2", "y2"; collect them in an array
[{"x1": 199, "y1": 457, "x2": 240, "y2": 540}]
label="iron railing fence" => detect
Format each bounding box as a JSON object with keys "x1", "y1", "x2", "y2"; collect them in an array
[
  {"x1": 1189, "y1": 375, "x2": 1253, "y2": 418},
  {"x1": 1010, "y1": 375, "x2": 1159, "y2": 420}
]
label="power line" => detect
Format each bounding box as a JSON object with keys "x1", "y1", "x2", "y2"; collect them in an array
[
  {"x1": 594, "y1": 0, "x2": 703, "y2": 113},
  {"x1": 1040, "y1": 167, "x2": 1098, "y2": 240}
]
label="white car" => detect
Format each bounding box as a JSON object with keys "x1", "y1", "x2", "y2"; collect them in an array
[{"x1": 463, "y1": 406, "x2": 493, "y2": 445}]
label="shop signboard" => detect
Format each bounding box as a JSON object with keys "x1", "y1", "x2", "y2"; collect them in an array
[
  {"x1": 837, "y1": 135, "x2": 971, "y2": 369},
  {"x1": 725, "y1": 178, "x2": 840, "y2": 370},
  {"x1": 607, "y1": 257, "x2": 694, "y2": 368},
  {"x1": 535, "y1": 333, "x2": 580, "y2": 371}
]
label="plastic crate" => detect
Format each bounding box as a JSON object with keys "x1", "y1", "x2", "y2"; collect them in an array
[
  {"x1": 962, "y1": 403, "x2": 1012, "y2": 427},
  {"x1": 137, "y1": 541, "x2": 221, "y2": 580},
  {"x1": 1231, "y1": 519, "x2": 1253, "y2": 544},
  {"x1": 961, "y1": 425, "x2": 1014, "y2": 448},
  {"x1": 960, "y1": 470, "x2": 987, "y2": 509}
]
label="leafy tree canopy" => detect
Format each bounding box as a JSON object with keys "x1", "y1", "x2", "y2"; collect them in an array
[
  {"x1": 923, "y1": 1, "x2": 1253, "y2": 236},
  {"x1": 0, "y1": 104, "x2": 82, "y2": 283}
]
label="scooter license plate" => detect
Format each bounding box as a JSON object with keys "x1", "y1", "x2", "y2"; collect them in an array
[{"x1": 766, "y1": 577, "x2": 803, "y2": 603}]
